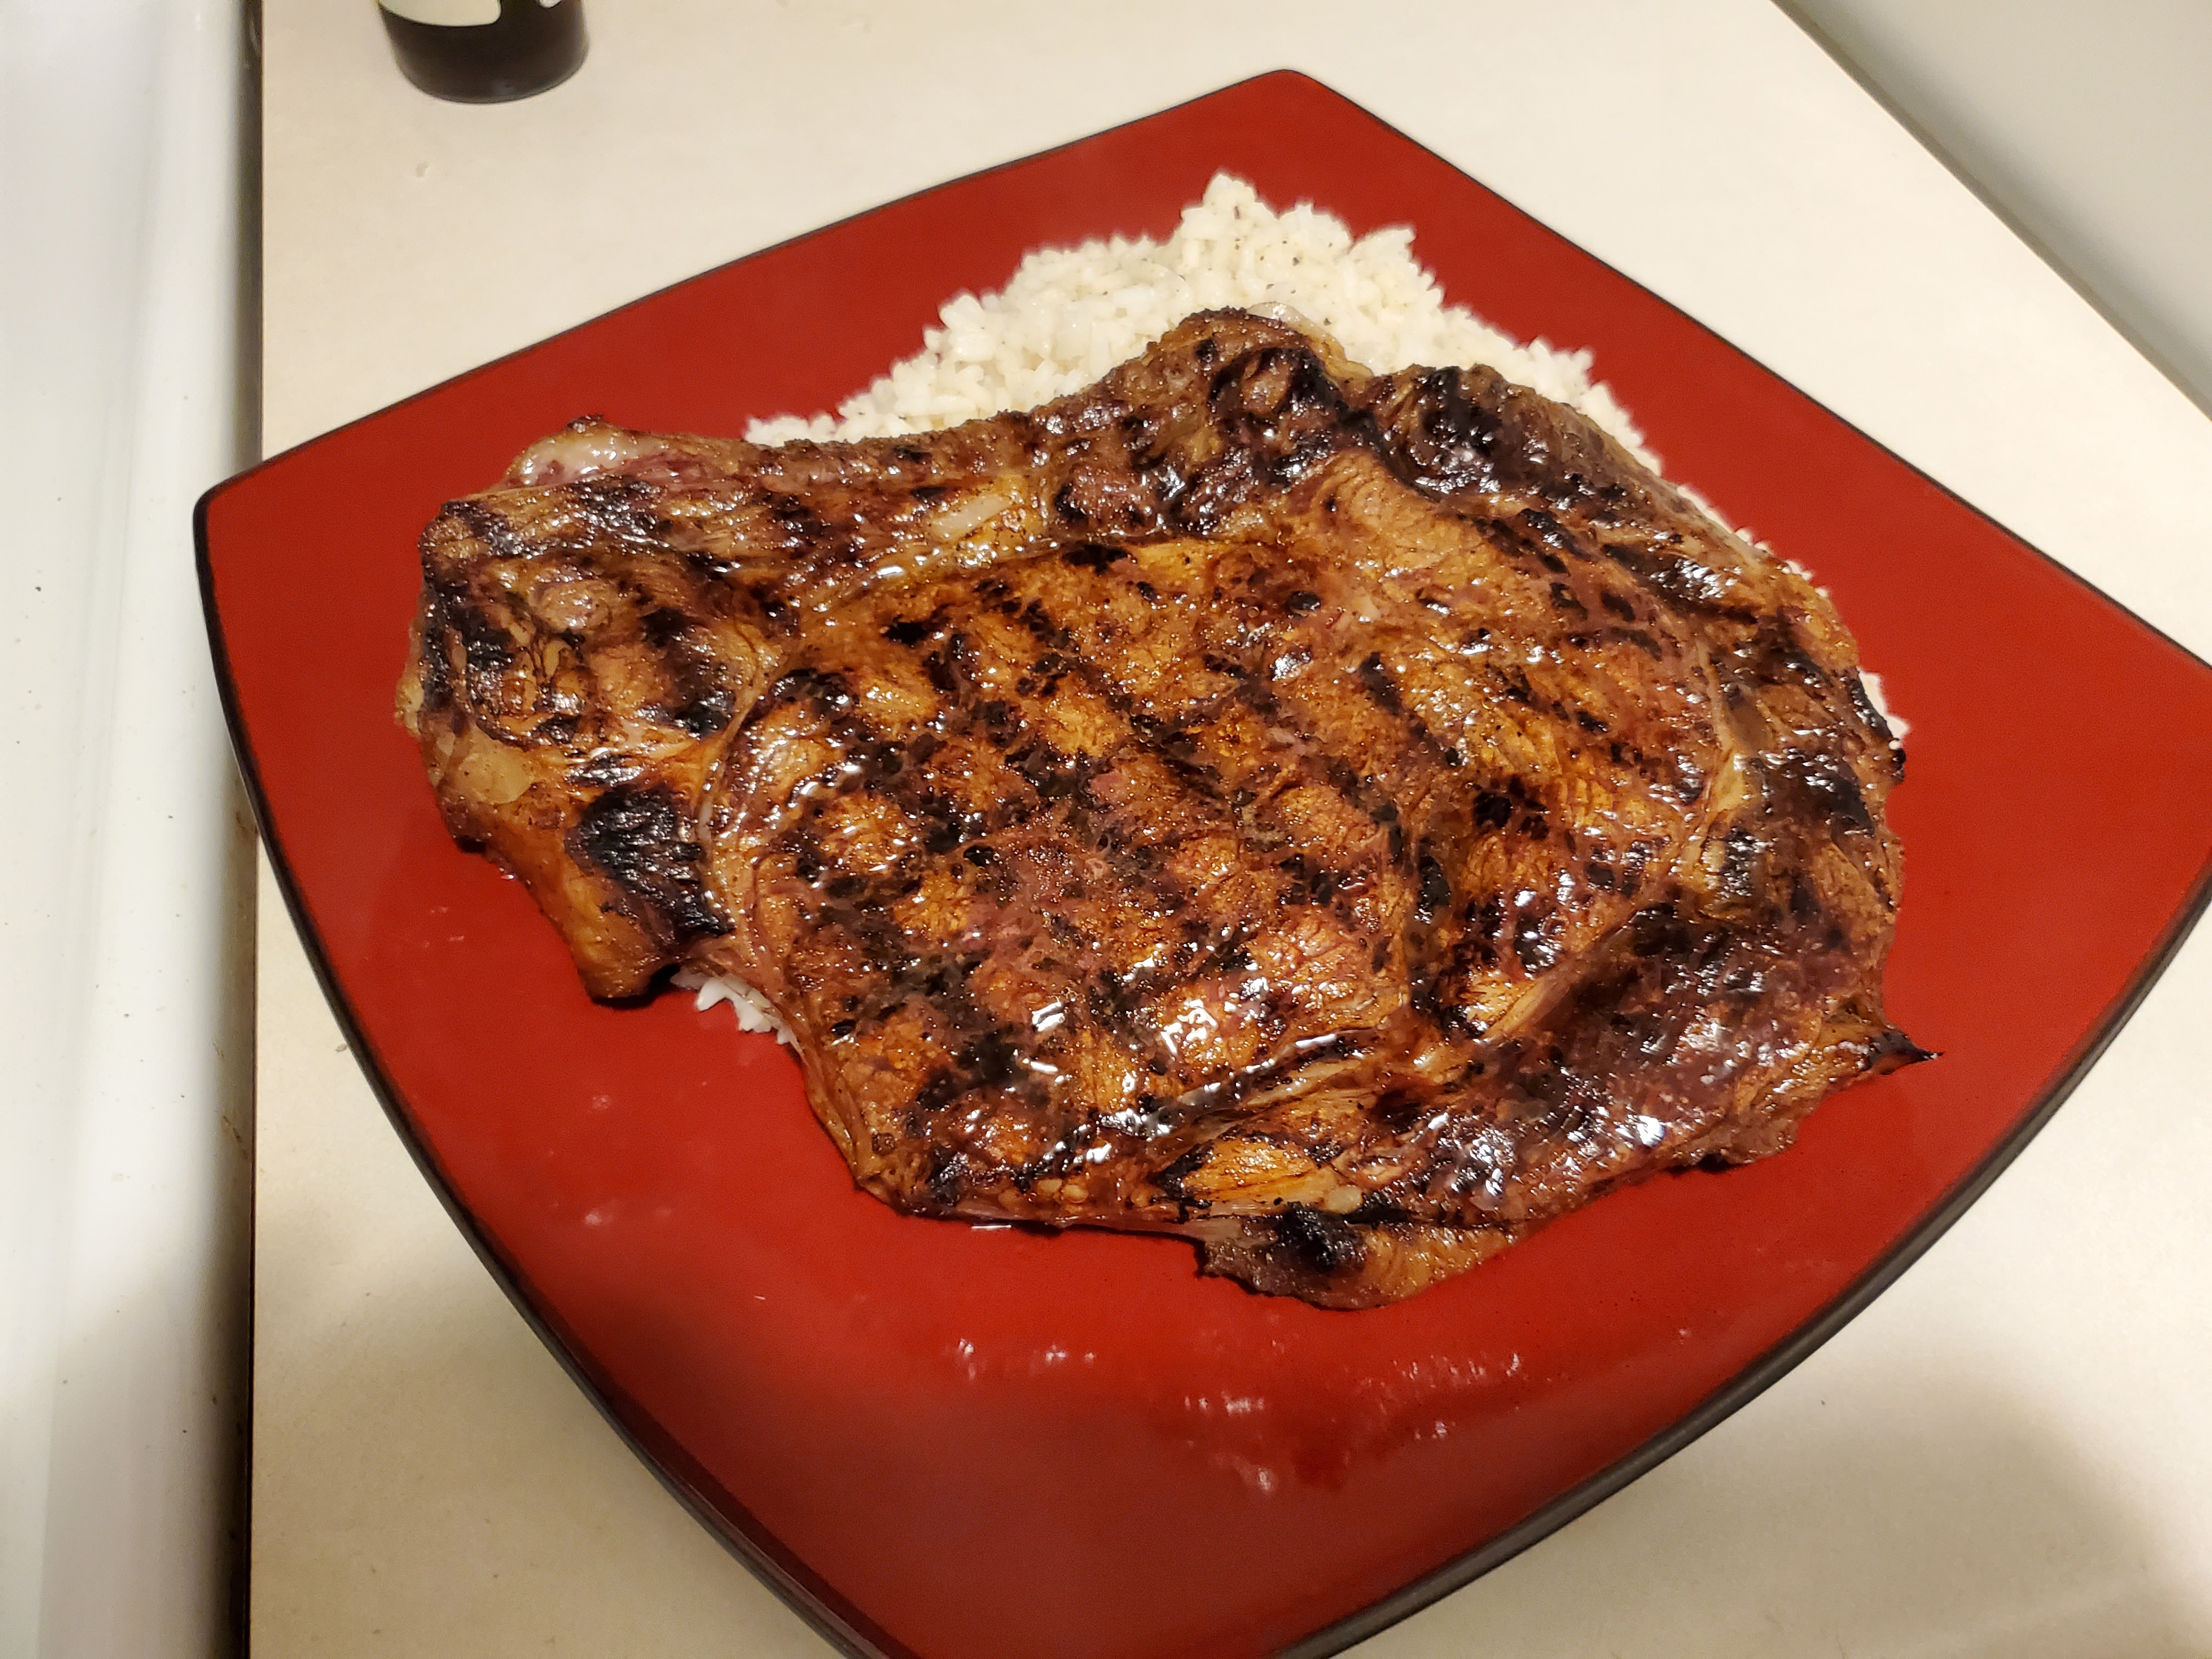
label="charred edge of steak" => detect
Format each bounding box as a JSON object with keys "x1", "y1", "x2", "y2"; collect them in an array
[
  {"x1": 1864, "y1": 1026, "x2": 1938, "y2": 1073},
  {"x1": 565, "y1": 783, "x2": 730, "y2": 949},
  {"x1": 1193, "y1": 1206, "x2": 1374, "y2": 1303},
  {"x1": 1271, "y1": 1203, "x2": 1364, "y2": 1277}
]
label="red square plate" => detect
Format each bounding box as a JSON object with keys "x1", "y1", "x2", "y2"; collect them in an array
[{"x1": 200, "y1": 71, "x2": 2212, "y2": 1659}]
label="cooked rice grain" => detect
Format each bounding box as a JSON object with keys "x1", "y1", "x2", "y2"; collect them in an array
[{"x1": 747, "y1": 174, "x2": 1655, "y2": 463}]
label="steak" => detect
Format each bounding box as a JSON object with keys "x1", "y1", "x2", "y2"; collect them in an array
[{"x1": 399, "y1": 309, "x2": 1919, "y2": 1308}]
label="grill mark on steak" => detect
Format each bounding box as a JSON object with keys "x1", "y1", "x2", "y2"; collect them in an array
[
  {"x1": 567, "y1": 784, "x2": 729, "y2": 947},
  {"x1": 402, "y1": 308, "x2": 1917, "y2": 1308},
  {"x1": 729, "y1": 574, "x2": 1286, "y2": 1101},
  {"x1": 958, "y1": 578, "x2": 1441, "y2": 984}
]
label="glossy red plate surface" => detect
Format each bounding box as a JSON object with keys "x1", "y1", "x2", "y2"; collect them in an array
[{"x1": 201, "y1": 72, "x2": 2212, "y2": 1659}]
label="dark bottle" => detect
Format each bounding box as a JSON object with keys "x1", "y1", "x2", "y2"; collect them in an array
[{"x1": 376, "y1": 0, "x2": 587, "y2": 104}]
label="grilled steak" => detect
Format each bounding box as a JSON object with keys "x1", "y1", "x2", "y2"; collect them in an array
[{"x1": 399, "y1": 309, "x2": 1918, "y2": 1308}]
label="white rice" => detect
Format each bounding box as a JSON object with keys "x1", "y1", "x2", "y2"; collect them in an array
[
  {"x1": 697, "y1": 176, "x2": 1903, "y2": 1037},
  {"x1": 748, "y1": 173, "x2": 1655, "y2": 464},
  {"x1": 674, "y1": 967, "x2": 793, "y2": 1045}
]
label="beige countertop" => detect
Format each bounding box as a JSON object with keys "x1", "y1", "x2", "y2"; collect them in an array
[{"x1": 253, "y1": 3, "x2": 2212, "y2": 1654}]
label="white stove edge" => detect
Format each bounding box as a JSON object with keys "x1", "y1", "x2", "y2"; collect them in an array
[{"x1": 0, "y1": 2, "x2": 253, "y2": 1655}]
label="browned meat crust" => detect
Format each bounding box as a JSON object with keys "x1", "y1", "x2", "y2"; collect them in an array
[{"x1": 399, "y1": 309, "x2": 1920, "y2": 1308}]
